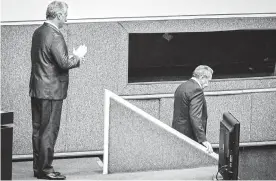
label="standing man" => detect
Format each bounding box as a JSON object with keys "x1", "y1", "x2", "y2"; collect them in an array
[
  {"x1": 172, "y1": 65, "x2": 213, "y2": 153},
  {"x1": 29, "y1": 1, "x2": 87, "y2": 180}
]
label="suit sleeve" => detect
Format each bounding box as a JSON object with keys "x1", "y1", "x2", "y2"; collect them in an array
[
  {"x1": 189, "y1": 89, "x2": 207, "y2": 143},
  {"x1": 50, "y1": 34, "x2": 80, "y2": 70}
]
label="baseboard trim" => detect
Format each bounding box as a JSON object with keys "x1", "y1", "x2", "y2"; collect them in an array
[
  {"x1": 12, "y1": 150, "x2": 104, "y2": 161},
  {"x1": 212, "y1": 141, "x2": 276, "y2": 148},
  {"x1": 12, "y1": 141, "x2": 276, "y2": 160}
]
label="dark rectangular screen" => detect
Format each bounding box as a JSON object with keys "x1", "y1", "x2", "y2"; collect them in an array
[
  {"x1": 218, "y1": 112, "x2": 240, "y2": 180},
  {"x1": 129, "y1": 30, "x2": 276, "y2": 83}
]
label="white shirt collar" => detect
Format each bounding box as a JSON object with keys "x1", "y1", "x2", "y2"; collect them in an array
[
  {"x1": 45, "y1": 21, "x2": 59, "y2": 31},
  {"x1": 191, "y1": 77, "x2": 202, "y2": 89}
]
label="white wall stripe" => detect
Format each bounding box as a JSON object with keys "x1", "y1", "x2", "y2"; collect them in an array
[
  {"x1": 121, "y1": 88, "x2": 276, "y2": 100},
  {"x1": 1, "y1": 13, "x2": 276, "y2": 26}
]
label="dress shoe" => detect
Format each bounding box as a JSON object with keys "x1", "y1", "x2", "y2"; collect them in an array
[
  {"x1": 38, "y1": 172, "x2": 66, "y2": 180},
  {"x1": 34, "y1": 172, "x2": 61, "y2": 178}
]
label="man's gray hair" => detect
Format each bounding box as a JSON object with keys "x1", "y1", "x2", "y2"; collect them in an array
[
  {"x1": 192, "y1": 65, "x2": 214, "y2": 78},
  {"x1": 46, "y1": 1, "x2": 68, "y2": 20}
]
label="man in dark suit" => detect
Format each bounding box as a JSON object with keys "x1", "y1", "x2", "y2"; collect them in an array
[
  {"x1": 29, "y1": 1, "x2": 87, "y2": 180},
  {"x1": 172, "y1": 65, "x2": 213, "y2": 153}
]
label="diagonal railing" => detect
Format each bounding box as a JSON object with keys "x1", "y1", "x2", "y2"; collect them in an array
[{"x1": 103, "y1": 89, "x2": 218, "y2": 174}]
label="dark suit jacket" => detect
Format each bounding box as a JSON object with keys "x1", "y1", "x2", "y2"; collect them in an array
[
  {"x1": 29, "y1": 22, "x2": 80, "y2": 100},
  {"x1": 172, "y1": 78, "x2": 208, "y2": 143}
]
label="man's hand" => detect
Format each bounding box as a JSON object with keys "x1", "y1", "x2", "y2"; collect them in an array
[
  {"x1": 202, "y1": 141, "x2": 213, "y2": 154},
  {"x1": 73, "y1": 45, "x2": 87, "y2": 59}
]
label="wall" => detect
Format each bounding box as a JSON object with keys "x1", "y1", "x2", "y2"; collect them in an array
[
  {"x1": 1, "y1": 16, "x2": 276, "y2": 156},
  {"x1": 139, "y1": 91, "x2": 276, "y2": 144},
  {"x1": 213, "y1": 145, "x2": 276, "y2": 180},
  {"x1": 2, "y1": 0, "x2": 276, "y2": 23},
  {"x1": 238, "y1": 145, "x2": 276, "y2": 180},
  {"x1": 106, "y1": 97, "x2": 217, "y2": 173}
]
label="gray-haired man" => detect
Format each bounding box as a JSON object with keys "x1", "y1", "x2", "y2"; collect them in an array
[
  {"x1": 30, "y1": 1, "x2": 87, "y2": 179},
  {"x1": 172, "y1": 65, "x2": 214, "y2": 154}
]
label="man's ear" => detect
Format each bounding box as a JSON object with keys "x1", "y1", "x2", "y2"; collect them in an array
[
  {"x1": 199, "y1": 75, "x2": 204, "y2": 80},
  {"x1": 57, "y1": 13, "x2": 62, "y2": 20}
]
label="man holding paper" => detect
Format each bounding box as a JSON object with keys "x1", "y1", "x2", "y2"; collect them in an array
[{"x1": 29, "y1": 1, "x2": 87, "y2": 180}]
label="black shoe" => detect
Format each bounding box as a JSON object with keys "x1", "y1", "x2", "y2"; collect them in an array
[
  {"x1": 34, "y1": 172, "x2": 60, "y2": 178},
  {"x1": 34, "y1": 172, "x2": 40, "y2": 178},
  {"x1": 38, "y1": 172, "x2": 65, "y2": 180}
]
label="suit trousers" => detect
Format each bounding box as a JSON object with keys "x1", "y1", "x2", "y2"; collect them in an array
[{"x1": 31, "y1": 97, "x2": 63, "y2": 175}]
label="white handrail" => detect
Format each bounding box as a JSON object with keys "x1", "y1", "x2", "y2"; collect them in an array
[{"x1": 103, "y1": 89, "x2": 111, "y2": 174}]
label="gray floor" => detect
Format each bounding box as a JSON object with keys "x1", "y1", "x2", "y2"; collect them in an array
[{"x1": 12, "y1": 157, "x2": 218, "y2": 180}]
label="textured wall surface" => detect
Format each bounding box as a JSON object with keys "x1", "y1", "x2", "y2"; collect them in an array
[
  {"x1": 238, "y1": 145, "x2": 276, "y2": 180},
  {"x1": 108, "y1": 99, "x2": 217, "y2": 173},
  {"x1": 204, "y1": 94, "x2": 252, "y2": 143},
  {"x1": 251, "y1": 92, "x2": 276, "y2": 141},
  {"x1": 213, "y1": 145, "x2": 276, "y2": 180},
  {"x1": 159, "y1": 93, "x2": 276, "y2": 144},
  {"x1": 1, "y1": 17, "x2": 276, "y2": 155},
  {"x1": 1, "y1": 25, "x2": 69, "y2": 154},
  {"x1": 128, "y1": 99, "x2": 160, "y2": 119},
  {"x1": 64, "y1": 23, "x2": 128, "y2": 151}
]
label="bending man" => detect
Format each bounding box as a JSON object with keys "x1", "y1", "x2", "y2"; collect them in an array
[{"x1": 172, "y1": 65, "x2": 214, "y2": 153}]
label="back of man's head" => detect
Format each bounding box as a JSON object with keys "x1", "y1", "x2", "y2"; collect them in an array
[
  {"x1": 46, "y1": 1, "x2": 68, "y2": 20},
  {"x1": 192, "y1": 65, "x2": 213, "y2": 79}
]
